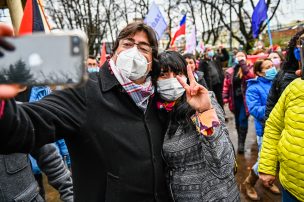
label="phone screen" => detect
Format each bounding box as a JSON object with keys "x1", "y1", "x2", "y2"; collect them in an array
[{"x1": 0, "y1": 33, "x2": 86, "y2": 85}]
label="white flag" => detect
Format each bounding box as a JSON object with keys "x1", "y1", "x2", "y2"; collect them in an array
[
  {"x1": 196, "y1": 40, "x2": 205, "y2": 53},
  {"x1": 144, "y1": 2, "x2": 167, "y2": 40},
  {"x1": 185, "y1": 27, "x2": 196, "y2": 54}
]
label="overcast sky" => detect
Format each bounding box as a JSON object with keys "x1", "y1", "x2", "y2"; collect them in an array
[{"x1": 1, "y1": 0, "x2": 303, "y2": 40}]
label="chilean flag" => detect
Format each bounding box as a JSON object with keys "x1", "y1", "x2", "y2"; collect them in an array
[
  {"x1": 19, "y1": 0, "x2": 50, "y2": 35},
  {"x1": 170, "y1": 15, "x2": 186, "y2": 46}
]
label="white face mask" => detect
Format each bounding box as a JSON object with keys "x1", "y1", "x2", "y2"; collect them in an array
[
  {"x1": 116, "y1": 47, "x2": 151, "y2": 80},
  {"x1": 157, "y1": 76, "x2": 187, "y2": 101}
]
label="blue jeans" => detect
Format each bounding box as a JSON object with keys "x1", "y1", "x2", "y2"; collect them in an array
[
  {"x1": 252, "y1": 136, "x2": 263, "y2": 175},
  {"x1": 282, "y1": 188, "x2": 299, "y2": 202}
]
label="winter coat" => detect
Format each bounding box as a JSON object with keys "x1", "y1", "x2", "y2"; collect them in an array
[
  {"x1": 222, "y1": 60, "x2": 255, "y2": 114},
  {"x1": 0, "y1": 144, "x2": 73, "y2": 202},
  {"x1": 263, "y1": 70, "x2": 298, "y2": 127},
  {"x1": 258, "y1": 78, "x2": 304, "y2": 201},
  {"x1": 0, "y1": 154, "x2": 44, "y2": 202},
  {"x1": 199, "y1": 59, "x2": 224, "y2": 89},
  {"x1": 198, "y1": 59, "x2": 212, "y2": 90},
  {"x1": 0, "y1": 61, "x2": 169, "y2": 202},
  {"x1": 163, "y1": 92, "x2": 239, "y2": 201},
  {"x1": 246, "y1": 77, "x2": 272, "y2": 136},
  {"x1": 194, "y1": 71, "x2": 208, "y2": 89}
]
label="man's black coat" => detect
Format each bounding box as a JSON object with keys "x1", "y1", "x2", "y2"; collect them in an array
[{"x1": 0, "y1": 62, "x2": 169, "y2": 202}]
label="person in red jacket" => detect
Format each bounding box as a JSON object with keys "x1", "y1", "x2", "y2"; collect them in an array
[{"x1": 222, "y1": 51, "x2": 255, "y2": 153}]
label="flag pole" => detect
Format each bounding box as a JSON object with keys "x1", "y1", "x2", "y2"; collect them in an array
[
  {"x1": 266, "y1": 16, "x2": 273, "y2": 50},
  {"x1": 37, "y1": 0, "x2": 51, "y2": 31}
]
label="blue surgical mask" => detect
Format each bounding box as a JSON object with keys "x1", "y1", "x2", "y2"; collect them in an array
[
  {"x1": 88, "y1": 67, "x2": 99, "y2": 73},
  {"x1": 264, "y1": 67, "x2": 277, "y2": 80},
  {"x1": 207, "y1": 50, "x2": 215, "y2": 58},
  {"x1": 234, "y1": 57, "x2": 239, "y2": 65}
]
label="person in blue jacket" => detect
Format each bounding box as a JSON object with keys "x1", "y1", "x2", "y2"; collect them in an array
[
  {"x1": 243, "y1": 59, "x2": 280, "y2": 200},
  {"x1": 55, "y1": 139, "x2": 72, "y2": 169}
]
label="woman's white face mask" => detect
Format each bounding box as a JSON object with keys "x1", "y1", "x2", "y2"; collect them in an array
[
  {"x1": 157, "y1": 76, "x2": 187, "y2": 101},
  {"x1": 116, "y1": 47, "x2": 151, "y2": 80}
]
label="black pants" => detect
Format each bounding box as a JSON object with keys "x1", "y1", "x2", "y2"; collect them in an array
[{"x1": 212, "y1": 82, "x2": 224, "y2": 110}]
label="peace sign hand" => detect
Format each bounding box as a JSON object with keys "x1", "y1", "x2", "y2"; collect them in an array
[{"x1": 176, "y1": 65, "x2": 212, "y2": 112}]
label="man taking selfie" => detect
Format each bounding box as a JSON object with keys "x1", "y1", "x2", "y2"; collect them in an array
[{"x1": 0, "y1": 22, "x2": 169, "y2": 201}]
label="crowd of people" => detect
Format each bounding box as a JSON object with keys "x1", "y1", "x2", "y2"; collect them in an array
[{"x1": 0, "y1": 21, "x2": 303, "y2": 202}]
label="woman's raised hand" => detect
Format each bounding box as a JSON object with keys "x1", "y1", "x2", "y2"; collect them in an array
[{"x1": 176, "y1": 65, "x2": 212, "y2": 112}]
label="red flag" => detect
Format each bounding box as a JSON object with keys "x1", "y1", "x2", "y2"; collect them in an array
[
  {"x1": 170, "y1": 15, "x2": 186, "y2": 46},
  {"x1": 19, "y1": 0, "x2": 33, "y2": 35},
  {"x1": 99, "y1": 42, "x2": 106, "y2": 67},
  {"x1": 247, "y1": 54, "x2": 269, "y2": 66},
  {"x1": 19, "y1": 0, "x2": 50, "y2": 35}
]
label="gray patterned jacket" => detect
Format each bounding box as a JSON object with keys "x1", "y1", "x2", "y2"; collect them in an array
[{"x1": 162, "y1": 92, "x2": 240, "y2": 202}]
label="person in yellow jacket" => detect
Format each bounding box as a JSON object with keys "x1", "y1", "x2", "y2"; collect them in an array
[{"x1": 258, "y1": 76, "x2": 304, "y2": 201}]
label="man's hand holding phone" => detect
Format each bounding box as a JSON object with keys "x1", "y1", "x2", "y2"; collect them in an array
[{"x1": 0, "y1": 23, "x2": 22, "y2": 99}]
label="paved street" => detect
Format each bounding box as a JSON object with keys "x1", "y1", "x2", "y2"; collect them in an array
[{"x1": 44, "y1": 105, "x2": 282, "y2": 201}]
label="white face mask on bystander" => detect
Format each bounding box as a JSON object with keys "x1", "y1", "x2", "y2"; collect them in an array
[{"x1": 116, "y1": 47, "x2": 151, "y2": 80}]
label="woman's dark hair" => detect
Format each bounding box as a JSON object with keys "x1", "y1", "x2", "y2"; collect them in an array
[
  {"x1": 154, "y1": 51, "x2": 195, "y2": 136},
  {"x1": 253, "y1": 58, "x2": 272, "y2": 75},
  {"x1": 269, "y1": 51, "x2": 285, "y2": 62},
  {"x1": 282, "y1": 28, "x2": 304, "y2": 71},
  {"x1": 111, "y1": 22, "x2": 158, "y2": 59},
  {"x1": 236, "y1": 51, "x2": 247, "y2": 58},
  {"x1": 152, "y1": 51, "x2": 187, "y2": 83},
  {"x1": 183, "y1": 53, "x2": 196, "y2": 62}
]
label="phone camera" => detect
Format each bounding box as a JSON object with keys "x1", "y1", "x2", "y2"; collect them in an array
[
  {"x1": 73, "y1": 46, "x2": 80, "y2": 54},
  {"x1": 71, "y1": 36, "x2": 81, "y2": 55},
  {"x1": 72, "y1": 36, "x2": 80, "y2": 45}
]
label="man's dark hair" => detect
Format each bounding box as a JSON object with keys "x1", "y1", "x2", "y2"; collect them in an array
[
  {"x1": 112, "y1": 22, "x2": 158, "y2": 59},
  {"x1": 183, "y1": 53, "x2": 196, "y2": 62},
  {"x1": 88, "y1": 55, "x2": 96, "y2": 60}
]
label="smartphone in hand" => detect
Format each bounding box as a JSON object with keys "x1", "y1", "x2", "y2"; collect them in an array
[{"x1": 0, "y1": 31, "x2": 88, "y2": 86}]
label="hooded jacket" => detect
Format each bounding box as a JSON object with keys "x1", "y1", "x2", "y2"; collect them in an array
[
  {"x1": 263, "y1": 70, "x2": 298, "y2": 127},
  {"x1": 246, "y1": 77, "x2": 272, "y2": 136},
  {"x1": 259, "y1": 78, "x2": 304, "y2": 201}
]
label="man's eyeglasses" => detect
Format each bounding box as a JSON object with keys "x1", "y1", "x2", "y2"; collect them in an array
[{"x1": 121, "y1": 39, "x2": 153, "y2": 54}]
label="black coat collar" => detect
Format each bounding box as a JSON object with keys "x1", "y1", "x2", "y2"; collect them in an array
[{"x1": 99, "y1": 60, "x2": 120, "y2": 92}]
